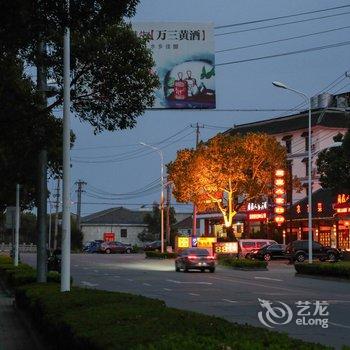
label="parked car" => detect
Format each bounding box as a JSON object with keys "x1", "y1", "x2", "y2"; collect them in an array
[
  {"x1": 83, "y1": 241, "x2": 102, "y2": 253},
  {"x1": 249, "y1": 244, "x2": 286, "y2": 261},
  {"x1": 285, "y1": 240, "x2": 343, "y2": 263},
  {"x1": 100, "y1": 241, "x2": 133, "y2": 254},
  {"x1": 47, "y1": 249, "x2": 61, "y2": 271},
  {"x1": 143, "y1": 240, "x2": 162, "y2": 251},
  {"x1": 238, "y1": 239, "x2": 277, "y2": 258},
  {"x1": 175, "y1": 248, "x2": 215, "y2": 273}
]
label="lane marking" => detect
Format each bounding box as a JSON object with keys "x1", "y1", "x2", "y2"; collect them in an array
[
  {"x1": 188, "y1": 293, "x2": 200, "y2": 296},
  {"x1": 74, "y1": 265, "x2": 79, "y2": 267},
  {"x1": 143, "y1": 283, "x2": 151, "y2": 286},
  {"x1": 127, "y1": 279, "x2": 134, "y2": 282},
  {"x1": 83, "y1": 267, "x2": 89, "y2": 270},
  {"x1": 254, "y1": 277, "x2": 283, "y2": 282},
  {"x1": 113, "y1": 275, "x2": 120, "y2": 278},
  {"x1": 81, "y1": 281, "x2": 98, "y2": 287},
  {"x1": 329, "y1": 322, "x2": 350, "y2": 329},
  {"x1": 166, "y1": 279, "x2": 212, "y2": 285},
  {"x1": 163, "y1": 288, "x2": 172, "y2": 291},
  {"x1": 94, "y1": 270, "x2": 99, "y2": 273},
  {"x1": 222, "y1": 298, "x2": 237, "y2": 303}
]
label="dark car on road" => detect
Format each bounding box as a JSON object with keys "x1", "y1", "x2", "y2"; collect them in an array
[
  {"x1": 249, "y1": 244, "x2": 286, "y2": 261},
  {"x1": 83, "y1": 241, "x2": 102, "y2": 253},
  {"x1": 100, "y1": 241, "x2": 133, "y2": 254},
  {"x1": 175, "y1": 248, "x2": 215, "y2": 273},
  {"x1": 143, "y1": 240, "x2": 167, "y2": 251},
  {"x1": 47, "y1": 249, "x2": 61, "y2": 271},
  {"x1": 285, "y1": 240, "x2": 342, "y2": 263}
]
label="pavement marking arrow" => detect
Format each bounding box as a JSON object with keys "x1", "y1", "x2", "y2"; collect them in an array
[
  {"x1": 81, "y1": 281, "x2": 99, "y2": 287},
  {"x1": 166, "y1": 279, "x2": 212, "y2": 285},
  {"x1": 222, "y1": 298, "x2": 238, "y2": 303},
  {"x1": 254, "y1": 277, "x2": 283, "y2": 282}
]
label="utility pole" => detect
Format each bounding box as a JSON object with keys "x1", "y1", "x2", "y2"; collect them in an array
[
  {"x1": 190, "y1": 123, "x2": 204, "y2": 238},
  {"x1": 53, "y1": 177, "x2": 61, "y2": 250},
  {"x1": 36, "y1": 39, "x2": 48, "y2": 283},
  {"x1": 14, "y1": 184, "x2": 20, "y2": 267},
  {"x1": 166, "y1": 181, "x2": 172, "y2": 245},
  {"x1": 75, "y1": 180, "x2": 86, "y2": 230}
]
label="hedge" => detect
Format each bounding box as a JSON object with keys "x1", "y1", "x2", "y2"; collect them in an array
[
  {"x1": 14, "y1": 283, "x2": 328, "y2": 350},
  {"x1": 145, "y1": 251, "x2": 177, "y2": 259},
  {"x1": 0, "y1": 255, "x2": 68, "y2": 288},
  {"x1": 218, "y1": 255, "x2": 268, "y2": 269},
  {"x1": 295, "y1": 261, "x2": 350, "y2": 279}
]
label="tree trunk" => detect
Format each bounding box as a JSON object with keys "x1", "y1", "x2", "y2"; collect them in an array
[{"x1": 225, "y1": 226, "x2": 237, "y2": 242}]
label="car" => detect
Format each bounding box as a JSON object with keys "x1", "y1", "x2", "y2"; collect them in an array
[
  {"x1": 83, "y1": 241, "x2": 102, "y2": 253},
  {"x1": 143, "y1": 240, "x2": 162, "y2": 251},
  {"x1": 238, "y1": 239, "x2": 278, "y2": 258},
  {"x1": 100, "y1": 241, "x2": 133, "y2": 254},
  {"x1": 285, "y1": 240, "x2": 343, "y2": 263},
  {"x1": 47, "y1": 249, "x2": 61, "y2": 272},
  {"x1": 249, "y1": 244, "x2": 287, "y2": 261},
  {"x1": 175, "y1": 248, "x2": 215, "y2": 273}
]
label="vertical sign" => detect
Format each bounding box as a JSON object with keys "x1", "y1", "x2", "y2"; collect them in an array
[
  {"x1": 133, "y1": 22, "x2": 216, "y2": 109},
  {"x1": 274, "y1": 169, "x2": 286, "y2": 226}
]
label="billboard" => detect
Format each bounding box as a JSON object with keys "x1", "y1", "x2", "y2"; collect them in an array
[{"x1": 133, "y1": 22, "x2": 216, "y2": 109}]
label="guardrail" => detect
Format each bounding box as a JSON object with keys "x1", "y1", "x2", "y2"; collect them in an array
[{"x1": 0, "y1": 243, "x2": 37, "y2": 253}]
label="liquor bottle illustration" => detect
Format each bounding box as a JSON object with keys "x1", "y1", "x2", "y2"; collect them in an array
[
  {"x1": 185, "y1": 70, "x2": 198, "y2": 97},
  {"x1": 174, "y1": 72, "x2": 188, "y2": 100}
]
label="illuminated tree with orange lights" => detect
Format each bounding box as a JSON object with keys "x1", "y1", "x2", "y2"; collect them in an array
[{"x1": 167, "y1": 133, "x2": 287, "y2": 240}]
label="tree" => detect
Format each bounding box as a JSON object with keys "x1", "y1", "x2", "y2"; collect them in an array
[
  {"x1": 0, "y1": 57, "x2": 65, "y2": 210},
  {"x1": 167, "y1": 133, "x2": 287, "y2": 240},
  {"x1": 0, "y1": 1, "x2": 159, "y2": 133},
  {"x1": 317, "y1": 133, "x2": 350, "y2": 192},
  {"x1": 138, "y1": 203, "x2": 177, "y2": 242}
]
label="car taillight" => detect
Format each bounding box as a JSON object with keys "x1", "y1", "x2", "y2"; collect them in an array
[
  {"x1": 207, "y1": 255, "x2": 215, "y2": 260},
  {"x1": 188, "y1": 255, "x2": 198, "y2": 260}
]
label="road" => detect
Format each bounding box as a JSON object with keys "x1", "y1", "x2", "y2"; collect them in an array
[{"x1": 22, "y1": 253, "x2": 350, "y2": 349}]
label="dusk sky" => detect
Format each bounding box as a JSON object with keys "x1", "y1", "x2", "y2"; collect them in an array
[{"x1": 61, "y1": 0, "x2": 350, "y2": 217}]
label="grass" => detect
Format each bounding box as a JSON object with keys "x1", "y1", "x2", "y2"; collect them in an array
[
  {"x1": 14, "y1": 283, "x2": 329, "y2": 350},
  {"x1": 295, "y1": 261, "x2": 350, "y2": 279},
  {"x1": 218, "y1": 255, "x2": 268, "y2": 269}
]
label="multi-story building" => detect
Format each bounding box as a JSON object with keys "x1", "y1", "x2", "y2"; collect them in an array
[{"x1": 197, "y1": 93, "x2": 350, "y2": 249}]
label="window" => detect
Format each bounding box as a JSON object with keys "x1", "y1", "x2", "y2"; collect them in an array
[
  {"x1": 242, "y1": 242, "x2": 255, "y2": 248},
  {"x1": 121, "y1": 229, "x2": 127, "y2": 238}
]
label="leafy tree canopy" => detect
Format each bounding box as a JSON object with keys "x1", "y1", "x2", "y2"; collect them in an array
[
  {"x1": 167, "y1": 133, "x2": 287, "y2": 229},
  {"x1": 0, "y1": 57, "x2": 65, "y2": 210},
  {"x1": 0, "y1": 0, "x2": 159, "y2": 132},
  {"x1": 317, "y1": 132, "x2": 350, "y2": 193}
]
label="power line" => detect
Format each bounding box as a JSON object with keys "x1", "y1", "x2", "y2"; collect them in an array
[
  {"x1": 216, "y1": 25, "x2": 350, "y2": 53},
  {"x1": 216, "y1": 40, "x2": 350, "y2": 67},
  {"x1": 215, "y1": 4, "x2": 350, "y2": 29},
  {"x1": 215, "y1": 11, "x2": 350, "y2": 37}
]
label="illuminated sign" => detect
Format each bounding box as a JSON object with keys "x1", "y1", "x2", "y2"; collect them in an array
[
  {"x1": 334, "y1": 194, "x2": 350, "y2": 217},
  {"x1": 337, "y1": 194, "x2": 350, "y2": 204},
  {"x1": 296, "y1": 205, "x2": 301, "y2": 214},
  {"x1": 274, "y1": 169, "x2": 286, "y2": 226},
  {"x1": 197, "y1": 236, "x2": 217, "y2": 248},
  {"x1": 176, "y1": 236, "x2": 191, "y2": 249},
  {"x1": 248, "y1": 212, "x2": 267, "y2": 221},
  {"x1": 103, "y1": 232, "x2": 115, "y2": 242},
  {"x1": 213, "y1": 242, "x2": 238, "y2": 254},
  {"x1": 247, "y1": 201, "x2": 267, "y2": 211},
  {"x1": 317, "y1": 202, "x2": 323, "y2": 213}
]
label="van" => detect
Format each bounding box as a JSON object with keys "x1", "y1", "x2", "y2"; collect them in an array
[{"x1": 238, "y1": 239, "x2": 277, "y2": 258}]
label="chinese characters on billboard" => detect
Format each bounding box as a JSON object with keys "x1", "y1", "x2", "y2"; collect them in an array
[{"x1": 133, "y1": 22, "x2": 216, "y2": 109}]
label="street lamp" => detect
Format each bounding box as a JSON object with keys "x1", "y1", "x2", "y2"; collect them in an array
[
  {"x1": 140, "y1": 142, "x2": 165, "y2": 253},
  {"x1": 272, "y1": 81, "x2": 313, "y2": 263}
]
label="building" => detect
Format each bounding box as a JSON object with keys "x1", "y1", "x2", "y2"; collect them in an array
[
  {"x1": 173, "y1": 216, "x2": 199, "y2": 236},
  {"x1": 197, "y1": 98, "x2": 350, "y2": 249},
  {"x1": 81, "y1": 207, "x2": 192, "y2": 245},
  {"x1": 81, "y1": 207, "x2": 148, "y2": 245}
]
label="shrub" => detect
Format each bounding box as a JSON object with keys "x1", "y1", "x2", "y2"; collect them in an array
[
  {"x1": 218, "y1": 255, "x2": 268, "y2": 269},
  {"x1": 295, "y1": 261, "x2": 350, "y2": 279},
  {"x1": 145, "y1": 251, "x2": 177, "y2": 259},
  {"x1": 14, "y1": 283, "x2": 328, "y2": 350}
]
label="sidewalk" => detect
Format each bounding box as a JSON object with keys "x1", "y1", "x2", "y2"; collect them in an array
[{"x1": 0, "y1": 288, "x2": 39, "y2": 350}]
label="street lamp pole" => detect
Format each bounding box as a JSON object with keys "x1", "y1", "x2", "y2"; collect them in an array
[
  {"x1": 140, "y1": 142, "x2": 165, "y2": 253},
  {"x1": 272, "y1": 81, "x2": 313, "y2": 263}
]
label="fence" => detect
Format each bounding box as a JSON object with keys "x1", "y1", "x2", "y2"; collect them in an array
[{"x1": 0, "y1": 243, "x2": 37, "y2": 253}]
